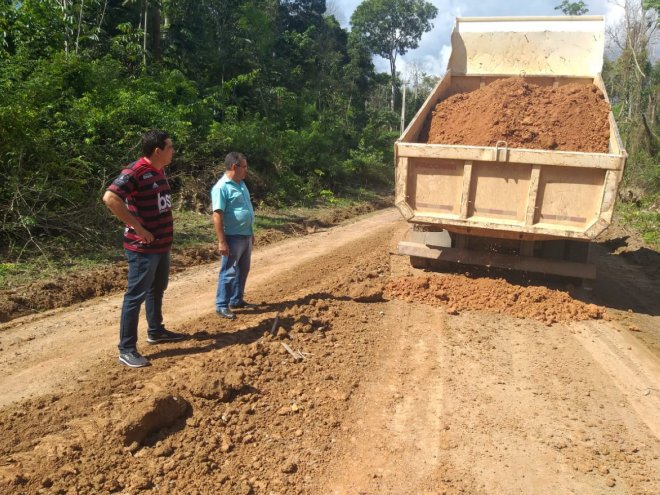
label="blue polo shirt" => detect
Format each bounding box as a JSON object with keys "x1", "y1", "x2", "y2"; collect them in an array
[{"x1": 211, "y1": 175, "x2": 254, "y2": 236}]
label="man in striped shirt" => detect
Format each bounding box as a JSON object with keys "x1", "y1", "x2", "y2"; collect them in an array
[{"x1": 103, "y1": 130, "x2": 185, "y2": 368}]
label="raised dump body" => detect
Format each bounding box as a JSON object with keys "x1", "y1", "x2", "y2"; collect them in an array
[{"x1": 395, "y1": 16, "x2": 627, "y2": 279}]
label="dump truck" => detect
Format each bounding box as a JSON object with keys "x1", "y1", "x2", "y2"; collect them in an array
[{"x1": 395, "y1": 16, "x2": 627, "y2": 279}]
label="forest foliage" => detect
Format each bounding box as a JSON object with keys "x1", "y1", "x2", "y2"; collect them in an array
[
  {"x1": 602, "y1": 0, "x2": 659, "y2": 245},
  {"x1": 0, "y1": 0, "x2": 658, "y2": 260},
  {"x1": 0, "y1": 0, "x2": 405, "y2": 257}
]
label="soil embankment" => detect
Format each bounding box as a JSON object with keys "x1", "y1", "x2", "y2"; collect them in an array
[{"x1": 0, "y1": 201, "x2": 386, "y2": 323}]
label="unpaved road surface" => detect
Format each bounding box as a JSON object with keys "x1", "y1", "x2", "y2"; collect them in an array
[{"x1": 0, "y1": 209, "x2": 658, "y2": 494}]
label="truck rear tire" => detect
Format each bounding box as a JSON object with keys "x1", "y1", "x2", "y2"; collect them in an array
[{"x1": 410, "y1": 256, "x2": 429, "y2": 269}]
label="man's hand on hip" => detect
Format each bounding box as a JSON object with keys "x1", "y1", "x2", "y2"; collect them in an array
[{"x1": 136, "y1": 226, "x2": 155, "y2": 244}]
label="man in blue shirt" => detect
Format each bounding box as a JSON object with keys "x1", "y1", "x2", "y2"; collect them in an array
[{"x1": 211, "y1": 152, "x2": 255, "y2": 319}]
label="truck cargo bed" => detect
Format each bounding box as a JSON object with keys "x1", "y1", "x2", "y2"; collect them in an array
[{"x1": 396, "y1": 73, "x2": 626, "y2": 241}]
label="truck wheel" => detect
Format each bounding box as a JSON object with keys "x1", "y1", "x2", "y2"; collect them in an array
[
  {"x1": 410, "y1": 256, "x2": 429, "y2": 269},
  {"x1": 564, "y1": 240, "x2": 590, "y2": 263}
]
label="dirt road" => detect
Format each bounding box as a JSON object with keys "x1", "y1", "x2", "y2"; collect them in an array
[{"x1": 0, "y1": 208, "x2": 658, "y2": 494}]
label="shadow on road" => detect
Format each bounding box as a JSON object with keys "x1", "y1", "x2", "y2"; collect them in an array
[{"x1": 145, "y1": 292, "x2": 358, "y2": 362}]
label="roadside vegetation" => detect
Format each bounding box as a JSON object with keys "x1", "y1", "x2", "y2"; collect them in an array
[
  {"x1": 615, "y1": 150, "x2": 659, "y2": 247},
  {"x1": 602, "y1": 0, "x2": 659, "y2": 248},
  {"x1": 0, "y1": 1, "x2": 439, "y2": 286},
  {"x1": 0, "y1": 188, "x2": 391, "y2": 290}
]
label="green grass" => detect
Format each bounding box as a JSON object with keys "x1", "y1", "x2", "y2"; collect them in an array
[
  {"x1": 0, "y1": 260, "x2": 62, "y2": 289},
  {"x1": 174, "y1": 211, "x2": 217, "y2": 248},
  {"x1": 616, "y1": 196, "x2": 660, "y2": 249},
  {"x1": 254, "y1": 213, "x2": 298, "y2": 231},
  {"x1": 0, "y1": 253, "x2": 123, "y2": 290}
]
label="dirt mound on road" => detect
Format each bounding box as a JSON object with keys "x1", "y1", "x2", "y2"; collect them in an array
[
  {"x1": 385, "y1": 274, "x2": 606, "y2": 325},
  {"x1": 0, "y1": 223, "x2": 396, "y2": 495},
  {"x1": 421, "y1": 77, "x2": 610, "y2": 153}
]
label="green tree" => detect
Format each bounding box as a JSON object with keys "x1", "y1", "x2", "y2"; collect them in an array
[
  {"x1": 644, "y1": 0, "x2": 659, "y2": 27},
  {"x1": 603, "y1": 0, "x2": 659, "y2": 220},
  {"x1": 0, "y1": 0, "x2": 394, "y2": 257},
  {"x1": 350, "y1": 0, "x2": 437, "y2": 111},
  {"x1": 644, "y1": 0, "x2": 660, "y2": 11},
  {"x1": 554, "y1": 1, "x2": 589, "y2": 15}
]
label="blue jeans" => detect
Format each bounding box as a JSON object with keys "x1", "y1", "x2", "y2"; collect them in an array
[
  {"x1": 216, "y1": 235, "x2": 252, "y2": 310},
  {"x1": 118, "y1": 250, "x2": 170, "y2": 352}
]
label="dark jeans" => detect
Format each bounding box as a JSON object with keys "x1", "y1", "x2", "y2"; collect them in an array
[
  {"x1": 118, "y1": 249, "x2": 170, "y2": 353},
  {"x1": 216, "y1": 235, "x2": 252, "y2": 310}
]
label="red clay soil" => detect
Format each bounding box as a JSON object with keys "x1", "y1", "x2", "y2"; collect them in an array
[
  {"x1": 0, "y1": 298, "x2": 374, "y2": 495},
  {"x1": 0, "y1": 214, "x2": 658, "y2": 495},
  {"x1": 384, "y1": 274, "x2": 606, "y2": 325},
  {"x1": 421, "y1": 77, "x2": 611, "y2": 153}
]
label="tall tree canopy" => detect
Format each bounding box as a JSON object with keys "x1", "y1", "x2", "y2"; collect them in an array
[
  {"x1": 350, "y1": 0, "x2": 437, "y2": 111},
  {"x1": 554, "y1": 1, "x2": 589, "y2": 15}
]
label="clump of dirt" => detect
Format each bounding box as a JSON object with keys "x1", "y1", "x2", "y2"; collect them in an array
[
  {"x1": 119, "y1": 393, "x2": 190, "y2": 447},
  {"x1": 420, "y1": 77, "x2": 611, "y2": 153},
  {"x1": 384, "y1": 274, "x2": 606, "y2": 325}
]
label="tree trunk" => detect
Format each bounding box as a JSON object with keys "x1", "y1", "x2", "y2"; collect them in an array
[
  {"x1": 390, "y1": 52, "x2": 397, "y2": 113},
  {"x1": 75, "y1": 0, "x2": 85, "y2": 55},
  {"x1": 400, "y1": 81, "x2": 406, "y2": 134},
  {"x1": 142, "y1": 0, "x2": 149, "y2": 67},
  {"x1": 153, "y1": 4, "x2": 161, "y2": 62},
  {"x1": 61, "y1": 0, "x2": 69, "y2": 59}
]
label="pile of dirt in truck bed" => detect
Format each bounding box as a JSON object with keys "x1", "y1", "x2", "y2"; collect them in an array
[
  {"x1": 421, "y1": 77, "x2": 611, "y2": 153},
  {"x1": 384, "y1": 274, "x2": 606, "y2": 325}
]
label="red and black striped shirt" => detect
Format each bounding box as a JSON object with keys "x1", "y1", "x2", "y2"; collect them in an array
[{"x1": 107, "y1": 157, "x2": 173, "y2": 253}]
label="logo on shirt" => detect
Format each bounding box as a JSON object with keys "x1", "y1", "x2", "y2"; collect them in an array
[
  {"x1": 142, "y1": 172, "x2": 154, "y2": 179},
  {"x1": 157, "y1": 192, "x2": 172, "y2": 213},
  {"x1": 115, "y1": 174, "x2": 130, "y2": 187}
]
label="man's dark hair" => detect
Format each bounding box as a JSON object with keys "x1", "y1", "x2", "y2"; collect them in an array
[
  {"x1": 142, "y1": 130, "x2": 170, "y2": 157},
  {"x1": 225, "y1": 152, "x2": 246, "y2": 170}
]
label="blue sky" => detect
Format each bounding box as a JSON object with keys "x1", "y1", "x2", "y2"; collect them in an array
[{"x1": 325, "y1": 0, "x2": 628, "y2": 76}]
